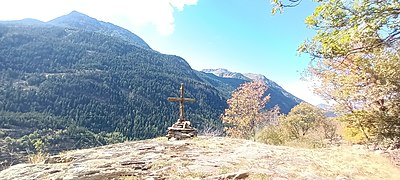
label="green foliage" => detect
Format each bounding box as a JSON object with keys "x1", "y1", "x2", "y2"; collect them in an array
[
  {"x1": 29, "y1": 139, "x2": 48, "y2": 164},
  {"x1": 255, "y1": 125, "x2": 287, "y2": 145},
  {"x1": 0, "y1": 130, "x2": 5, "y2": 138},
  {"x1": 0, "y1": 111, "x2": 128, "y2": 159},
  {"x1": 4, "y1": 126, "x2": 128, "y2": 155},
  {"x1": 222, "y1": 81, "x2": 270, "y2": 139},
  {"x1": 257, "y1": 103, "x2": 338, "y2": 148},
  {"x1": 341, "y1": 124, "x2": 368, "y2": 144},
  {"x1": 271, "y1": 0, "x2": 302, "y2": 14},
  {"x1": 281, "y1": 102, "x2": 326, "y2": 139},
  {"x1": 257, "y1": 123, "x2": 330, "y2": 149},
  {"x1": 300, "y1": 0, "x2": 400, "y2": 145},
  {"x1": 33, "y1": 138, "x2": 45, "y2": 153},
  {"x1": 0, "y1": 111, "x2": 72, "y2": 130}
]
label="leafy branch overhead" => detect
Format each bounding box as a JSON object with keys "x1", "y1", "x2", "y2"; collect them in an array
[
  {"x1": 271, "y1": 0, "x2": 303, "y2": 14},
  {"x1": 300, "y1": 0, "x2": 400, "y2": 59},
  {"x1": 297, "y1": 0, "x2": 400, "y2": 145}
]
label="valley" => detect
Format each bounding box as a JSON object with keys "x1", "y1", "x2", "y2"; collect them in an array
[{"x1": 0, "y1": 11, "x2": 302, "y2": 170}]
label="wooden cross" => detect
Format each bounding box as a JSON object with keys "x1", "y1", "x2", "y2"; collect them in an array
[{"x1": 167, "y1": 83, "x2": 195, "y2": 123}]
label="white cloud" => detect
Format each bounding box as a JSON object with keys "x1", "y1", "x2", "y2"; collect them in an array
[
  {"x1": 170, "y1": 0, "x2": 198, "y2": 11},
  {"x1": 0, "y1": 0, "x2": 198, "y2": 36}
]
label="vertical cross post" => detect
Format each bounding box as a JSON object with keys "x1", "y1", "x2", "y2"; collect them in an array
[{"x1": 167, "y1": 83, "x2": 195, "y2": 123}]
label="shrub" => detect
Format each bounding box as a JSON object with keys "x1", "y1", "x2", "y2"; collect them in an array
[
  {"x1": 256, "y1": 125, "x2": 287, "y2": 145},
  {"x1": 256, "y1": 104, "x2": 341, "y2": 148},
  {"x1": 0, "y1": 130, "x2": 5, "y2": 138},
  {"x1": 281, "y1": 102, "x2": 326, "y2": 139},
  {"x1": 199, "y1": 126, "x2": 224, "y2": 137},
  {"x1": 341, "y1": 124, "x2": 368, "y2": 144},
  {"x1": 319, "y1": 118, "x2": 340, "y2": 143},
  {"x1": 28, "y1": 152, "x2": 48, "y2": 164},
  {"x1": 284, "y1": 137, "x2": 326, "y2": 149}
]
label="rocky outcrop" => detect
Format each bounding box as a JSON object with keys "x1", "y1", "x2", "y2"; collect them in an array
[{"x1": 1, "y1": 136, "x2": 400, "y2": 179}]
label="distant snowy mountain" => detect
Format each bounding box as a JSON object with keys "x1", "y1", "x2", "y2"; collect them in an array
[{"x1": 202, "y1": 68, "x2": 249, "y2": 80}]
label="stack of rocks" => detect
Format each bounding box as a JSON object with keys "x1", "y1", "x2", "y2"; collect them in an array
[{"x1": 166, "y1": 120, "x2": 197, "y2": 140}]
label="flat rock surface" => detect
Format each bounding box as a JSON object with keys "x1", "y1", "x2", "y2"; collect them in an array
[{"x1": 1, "y1": 136, "x2": 399, "y2": 179}]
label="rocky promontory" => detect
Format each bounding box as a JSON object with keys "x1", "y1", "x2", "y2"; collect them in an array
[{"x1": 1, "y1": 136, "x2": 399, "y2": 179}]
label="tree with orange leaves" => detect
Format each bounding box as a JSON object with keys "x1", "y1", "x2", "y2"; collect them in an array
[{"x1": 222, "y1": 81, "x2": 270, "y2": 140}]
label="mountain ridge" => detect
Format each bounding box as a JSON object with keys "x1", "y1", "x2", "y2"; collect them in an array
[
  {"x1": 0, "y1": 18, "x2": 44, "y2": 25},
  {"x1": 201, "y1": 68, "x2": 303, "y2": 113},
  {"x1": 48, "y1": 11, "x2": 151, "y2": 49}
]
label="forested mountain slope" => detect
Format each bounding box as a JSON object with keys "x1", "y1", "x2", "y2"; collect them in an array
[{"x1": 0, "y1": 12, "x2": 226, "y2": 140}]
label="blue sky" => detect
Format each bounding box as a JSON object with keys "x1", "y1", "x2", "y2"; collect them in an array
[
  {"x1": 0, "y1": 0, "x2": 324, "y2": 105},
  {"x1": 144, "y1": 0, "x2": 316, "y2": 81}
]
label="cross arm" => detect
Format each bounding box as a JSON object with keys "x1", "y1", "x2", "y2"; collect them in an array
[{"x1": 167, "y1": 97, "x2": 196, "y2": 102}]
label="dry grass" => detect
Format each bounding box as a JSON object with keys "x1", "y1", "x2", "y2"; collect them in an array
[
  {"x1": 247, "y1": 173, "x2": 273, "y2": 180},
  {"x1": 277, "y1": 146, "x2": 399, "y2": 179},
  {"x1": 309, "y1": 147, "x2": 400, "y2": 179},
  {"x1": 28, "y1": 152, "x2": 48, "y2": 164},
  {"x1": 151, "y1": 136, "x2": 168, "y2": 143},
  {"x1": 92, "y1": 137, "x2": 400, "y2": 179},
  {"x1": 118, "y1": 175, "x2": 140, "y2": 180},
  {"x1": 283, "y1": 137, "x2": 326, "y2": 149}
]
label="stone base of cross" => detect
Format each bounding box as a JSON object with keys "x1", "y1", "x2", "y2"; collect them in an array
[{"x1": 166, "y1": 83, "x2": 197, "y2": 140}]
